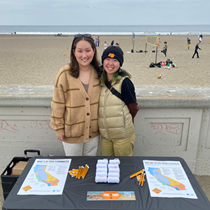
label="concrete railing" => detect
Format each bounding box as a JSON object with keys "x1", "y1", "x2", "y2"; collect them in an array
[{"x1": 0, "y1": 85, "x2": 210, "y2": 175}]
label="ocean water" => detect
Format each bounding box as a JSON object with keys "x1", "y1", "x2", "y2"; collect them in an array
[{"x1": 0, "y1": 25, "x2": 210, "y2": 35}]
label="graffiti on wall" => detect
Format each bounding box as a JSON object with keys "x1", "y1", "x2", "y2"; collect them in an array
[
  {"x1": 151, "y1": 123, "x2": 181, "y2": 136},
  {"x1": 31, "y1": 121, "x2": 53, "y2": 130},
  {"x1": 0, "y1": 120, "x2": 19, "y2": 133},
  {"x1": 0, "y1": 120, "x2": 53, "y2": 133}
]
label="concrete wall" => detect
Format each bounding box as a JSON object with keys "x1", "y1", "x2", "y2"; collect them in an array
[{"x1": 0, "y1": 85, "x2": 210, "y2": 175}]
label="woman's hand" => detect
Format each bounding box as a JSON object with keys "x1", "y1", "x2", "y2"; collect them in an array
[{"x1": 57, "y1": 135, "x2": 65, "y2": 141}]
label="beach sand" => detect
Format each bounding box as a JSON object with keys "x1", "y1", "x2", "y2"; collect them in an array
[
  {"x1": 0, "y1": 34, "x2": 210, "y2": 87},
  {"x1": 0, "y1": 34, "x2": 210, "y2": 205}
]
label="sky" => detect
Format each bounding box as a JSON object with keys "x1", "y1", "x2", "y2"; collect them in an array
[{"x1": 0, "y1": 0, "x2": 209, "y2": 25}]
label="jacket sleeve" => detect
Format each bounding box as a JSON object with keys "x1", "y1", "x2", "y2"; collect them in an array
[
  {"x1": 121, "y1": 78, "x2": 139, "y2": 119},
  {"x1": 128, "y1": 102, "x2": 139, "y2": 119},
  {"x1": 51, "y1": 72, "x2": 66, "y2": 137}
]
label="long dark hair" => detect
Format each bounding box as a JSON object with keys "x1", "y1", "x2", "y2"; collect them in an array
[
  {"x1": 69, "y1": 36, "x2": 100, "y2": 78},
  {"x1": 99, "y1": 66, "x2": 131, "y2": 85}
]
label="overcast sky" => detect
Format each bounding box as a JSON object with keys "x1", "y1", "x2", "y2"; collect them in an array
[{"x1": 0, "y1": 0, "x2": 209, "y2": 25}]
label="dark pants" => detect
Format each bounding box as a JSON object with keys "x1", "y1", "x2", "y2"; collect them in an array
[
  {"x1": 162, "y1": 49, "x2": 167, "y2": 56},
  {"x1": 192, "y1": 51, "x2": 199, "y2": 58}
]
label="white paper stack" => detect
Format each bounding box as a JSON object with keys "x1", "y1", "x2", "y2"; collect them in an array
[
  {"x1": 108, "y1": 159, "x2": 120, "y2": 183},
  {"x1": 95, "y1": 158, "x2": 120, "y2": 183},
  {"x1": 95, "y1": 159, "x2": 108, "y2": 183}
]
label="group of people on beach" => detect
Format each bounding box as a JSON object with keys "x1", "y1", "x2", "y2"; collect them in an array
[
  {"x1": 159, "y1": 35, "x2": 203, "y2": 59},
  {"x1": 51, "y1": 34, "x2": 139, "y2": 157},
  {"x1": 51, "y1": 33, "x2": 204, "y2": 157},
  {"x1": 93, "y1": 37, "x2": 121, "y2": 51},
  {"x1": 94, "y1": 36, "x2": 100, "y2": 47},
  {"x1": 187, "y1": 35, "x2": 202, "y2": 58},
  {"x1": 104, "y1": 40, "x2": 121, "y2": 51}
]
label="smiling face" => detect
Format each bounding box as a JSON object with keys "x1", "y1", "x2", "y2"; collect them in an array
[
  {"x1": 103, "y1": 58, "x2": 120, "y2": 80},
  {"x1": 73, "y1": 40, "x2": 95, "y2": 68}
]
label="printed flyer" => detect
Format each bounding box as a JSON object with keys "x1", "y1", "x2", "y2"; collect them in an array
[
  {"x1": 143, "y1": 160, "x2": 197, "y2": 199},
  {"x1": 18, "y1": 159, "x2": 71, "y2": 195}
]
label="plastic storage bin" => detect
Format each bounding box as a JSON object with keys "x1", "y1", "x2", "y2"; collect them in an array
[{"x1": 1, "y1": 149, "x2": 40, "y2": 200}]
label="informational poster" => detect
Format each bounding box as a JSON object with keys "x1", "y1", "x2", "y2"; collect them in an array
[
  {"x1": 18, "y1": 159, "x2": 71, "y2": 195},
  {"x1": 87, "y1": 191, "x2": 136, "y2": 201},
  {"x1": 143, "y1": 160, "x2": 197, "y2": 199}
]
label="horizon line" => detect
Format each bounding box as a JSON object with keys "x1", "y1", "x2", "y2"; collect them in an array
[{"x1": 0, "y1": 24, "x2": 210, "y2": 26}]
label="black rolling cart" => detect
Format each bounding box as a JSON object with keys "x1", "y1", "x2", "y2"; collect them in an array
[{"x1": 1, "y1": 149, "x2": 40, "y2": 200}]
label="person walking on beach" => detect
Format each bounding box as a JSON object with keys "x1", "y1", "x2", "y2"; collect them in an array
[
  {"x1": 198, "y1": 34, "x2": 202, "y2": 43},
  {"x1": 161, "y1": 41, "x2": 167, "y2": 57},
  {"x1": 94, "y1": 38, "x2": 98, "y2": 47},
  {"x1": 192, "y1": 43, "x2": 201, "y2": 58},
  {"x1": 97, "y1": 36, "x2": 100, "y2": 47},
  {"x1": 104, "y1": 41, "x2": 107, "y2": 51},
  {"x1": 157, "y1": 38, "x2": 161, "y2": 47},
  {"x1": 187, "y1": 38, "x2": 191, "y2": 50},
  {"x1": 111, "y1": 40, "x2": 114, "y2": 46},
  {"x1": 98, "y1": 46, "x2": 139, "y2": 156},
  {"x1": 51, "y1": 34, "x2": 101, "y2": 156},
  {"x1": 116, "y1": 43, "x2": 121, "y2": 48}
]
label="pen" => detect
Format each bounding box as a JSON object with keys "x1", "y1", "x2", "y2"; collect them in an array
[
  {"x1": 138, "y1": 175, "x2": 142, "y2": 185},
  {"x1": 130, "y1": 169, "x2": 144, "y2": 179},
  {"x1": 140, "y1": 174, "x2": 145, "y2": 186}
]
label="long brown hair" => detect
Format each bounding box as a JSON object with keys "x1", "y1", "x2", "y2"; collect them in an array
[{"x1": 69, "y1": 36, "x2": 100, "y2": 78}]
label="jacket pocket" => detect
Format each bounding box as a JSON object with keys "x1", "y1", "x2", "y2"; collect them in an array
[{"x1": 65, "y1": 121, "x2": 85, "y2": 138}]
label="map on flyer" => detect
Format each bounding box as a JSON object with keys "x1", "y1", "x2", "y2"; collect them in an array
[
  {"x1": 143, "y1": 160, "x2": 197, "y2": 199},
  {"x1": 33, "y1": 165, "x2": 59, "y2": 186},
  {"x1": 17, "y1": 159, "x2": 71, "y2": 195}
]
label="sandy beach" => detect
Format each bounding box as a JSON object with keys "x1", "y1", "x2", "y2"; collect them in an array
[
  {"x1": 0, "y1": 34, "x2": 210, "y2": 87},
  {"x1": 0, "y1": 35, "x2": 210, "y2": 204}
]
